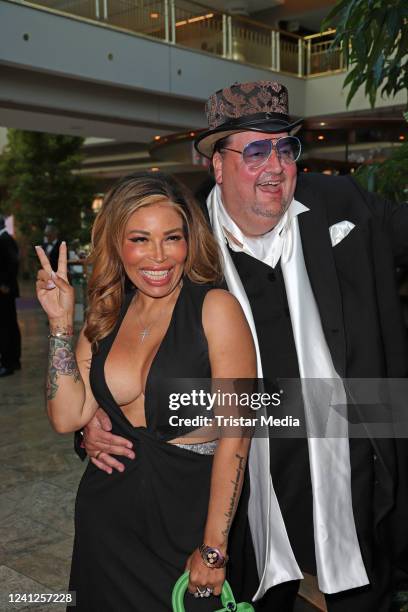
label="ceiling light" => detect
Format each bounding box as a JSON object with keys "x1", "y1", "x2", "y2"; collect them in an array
[
  {"x1": 319, "y1": 122, "x2": 326, "y2": 126},
  {"x1": 92, "y1": 194, "x2": 104, "y2": 213},
  {"x1": 154, "y1": 135, "x2": 161, "y2": 141},
  {"x1": 176, "y1": 13, "x2": 214, "y2": 27},
  {"x1": 151, "y1": 167, "x2": 160, "y2": 172},
  {"x1": 317, "y1": 135, "x2": 325, "y2": 141}
]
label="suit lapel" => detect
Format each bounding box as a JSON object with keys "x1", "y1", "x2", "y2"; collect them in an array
[{"x1": 296, "y1": 180, "x2": 347, "y2": 376}]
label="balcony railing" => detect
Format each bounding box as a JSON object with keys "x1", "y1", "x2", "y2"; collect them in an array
[{"x1": 18, "y1": 0, "x2": 345, "y2": 77}]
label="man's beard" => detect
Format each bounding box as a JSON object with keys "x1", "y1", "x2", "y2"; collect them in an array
[{"x1": 252, "y1": 197, "x2": 291, "y2": 219}]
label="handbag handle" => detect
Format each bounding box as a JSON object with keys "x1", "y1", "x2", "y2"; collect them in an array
[{"x1": 171, "y1": 571, "x2": 254, "y2": 612}]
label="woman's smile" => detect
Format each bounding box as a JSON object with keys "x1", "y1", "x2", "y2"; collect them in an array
[
  {"x1": 121, "y1": 201, "x2": 188, "y2": 298},
  {"x1": 140, "y1": 266, "x2": 175, "y2": 286}
]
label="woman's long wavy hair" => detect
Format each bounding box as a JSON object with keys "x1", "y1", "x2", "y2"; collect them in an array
[{"x1": 85, "y1": 171, "x2": 223, "y2": 350}]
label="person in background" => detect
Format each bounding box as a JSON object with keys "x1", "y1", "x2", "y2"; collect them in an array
[
  {"x1": 0, "y1": 214, "x2": 21, "y2": 377},
  {"x1": 43, "y1": 224, "x2": 62, "y2": 272}
]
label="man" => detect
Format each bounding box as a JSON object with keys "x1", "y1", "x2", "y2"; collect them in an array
[
  {"x1": 42, "y1": 224, "x2": 62, "y2": 272},
  {"x1": 0, "y1": 214, "x2": 21, "y2": 376},
  {"x1": 80, "y1": 82, "x2": 408, "y2": 611}
]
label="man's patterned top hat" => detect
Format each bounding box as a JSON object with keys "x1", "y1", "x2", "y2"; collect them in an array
[{"x1": 194, "y1": 80, "x2": 302, "y2": 158}]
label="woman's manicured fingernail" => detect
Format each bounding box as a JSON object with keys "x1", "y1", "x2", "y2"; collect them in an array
[{"x1": 46, "y1": 280, "x2": 56, "y2": 289}]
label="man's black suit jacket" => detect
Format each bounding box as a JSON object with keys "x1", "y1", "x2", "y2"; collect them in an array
[
  {"x1": 293, "y1": 173, "x2": 408, "y2": 581},
  {"x1": 0, "y1": 231, "x2": 19, "y2": 297}
]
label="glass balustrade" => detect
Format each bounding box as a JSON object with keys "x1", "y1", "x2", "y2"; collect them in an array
[{"x1": 16, "y1": 0, "x2": 345, "y2": 77}]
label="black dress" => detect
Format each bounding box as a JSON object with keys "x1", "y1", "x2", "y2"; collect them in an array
[{"x1": 69, "y1": 280, "x2": 220, "y2": 611}]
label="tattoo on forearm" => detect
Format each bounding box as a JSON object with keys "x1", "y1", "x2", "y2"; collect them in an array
[
  {"x1": 47, "y1": 336, "x2": 80, "y2": 400},
  {"x1": 222, "y1": 453, "x2": 245, "y2": 538}
]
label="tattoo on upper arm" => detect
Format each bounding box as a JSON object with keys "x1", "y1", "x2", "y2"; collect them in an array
[
  {"x1": 222, "y1": 453, "x2": 246, "y2": 538},
  {"x1": 47, "y1": 337, "x2": 80, "y2": 400}
]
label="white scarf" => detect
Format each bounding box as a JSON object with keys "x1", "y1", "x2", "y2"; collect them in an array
[
  {"x1": 208, "y1": 185, "x2": 369, "y2": 598},
  {"x1": 217, "y1": 194, "x2": 308, "y2": 268}
]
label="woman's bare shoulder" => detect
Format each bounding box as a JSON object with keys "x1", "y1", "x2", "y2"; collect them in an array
[
  {"x1": 202, "y1": 288, "x2": 249, "y2": 334},
  {"x1": 202, "y1": 290, "x2": 256, "y2": 377},
  {"x1": 203, "y1": 288, "x2": 242, "y2": 313}
]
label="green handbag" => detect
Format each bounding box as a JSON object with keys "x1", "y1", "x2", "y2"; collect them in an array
[{"x1": 172, "y1": 571, "x2": 254, "y2": 612}]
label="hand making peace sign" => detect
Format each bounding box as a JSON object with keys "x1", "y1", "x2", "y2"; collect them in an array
[{"x1": 35, "y1": 241, "x2": 75, "y2": 323}]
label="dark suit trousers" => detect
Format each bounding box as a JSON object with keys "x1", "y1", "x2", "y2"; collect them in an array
[
  {"x1": 254, "y1": 575, "x2": 391, "y2": 612},
  {"x1": 232, "y1": 514, "x2": 392, "y2": 612},
  {"x1": 0, "y1": 294, "x2": 21, "y2": 369},
  {"x1": 252, "y1": 562, "x2": 391, "y2": 612}
]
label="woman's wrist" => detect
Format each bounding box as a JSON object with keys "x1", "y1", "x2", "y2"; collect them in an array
[
  {"x1": 202, "y1": 531, "x2": 227, "y2": 554},
  {"x1": 49, "y1": 317, "x2": 74, "y2": 337}
]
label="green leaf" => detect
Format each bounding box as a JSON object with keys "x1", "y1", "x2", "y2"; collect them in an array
[
  {"x1": 343, "y1": 66, "x2": 360, "y2": 87},
  {"x1": 330, "y1": 0, "x2": 408, "y2": 110},
  {"x1": 385, "y1": 7, "x2": 401, "y2": 41},
  {"x1": 323, "y1": 0, "x2": 356, "y2": 28},
  {"x1": 372, "y1": 52, "x2": 385, "y2": 87},
  {"x1": 352, "y1": 33, "x2": 367, "y2": 63},
  {"x1": 346, "y1": 74, "x2": 364, "y2": 106}
]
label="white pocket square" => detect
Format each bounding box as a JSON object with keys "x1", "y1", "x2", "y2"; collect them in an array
[{"x1": 329, "y1": 221, "x2": 355, "y2": 247}]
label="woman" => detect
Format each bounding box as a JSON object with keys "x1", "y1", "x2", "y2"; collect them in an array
[{"x1": 35, "y1": 172, "x2": 256, "y2": 611}]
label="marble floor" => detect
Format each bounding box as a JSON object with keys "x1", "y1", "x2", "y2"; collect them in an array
[
  {"x1": 0, "y1": 291, "x2": 84, "y2": 611},
  {"x1": 0, "y1": 287, "x2": 317, "y2": 612}
]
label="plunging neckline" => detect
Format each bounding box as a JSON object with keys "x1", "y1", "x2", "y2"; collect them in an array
[{"x1": 102, "y1": 285, "x2": 184, "y2": 430}]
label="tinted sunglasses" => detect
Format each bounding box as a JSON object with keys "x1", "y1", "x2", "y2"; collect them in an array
[{"x1": 220, "y1": 136, "x2": 302, "y2": 169}]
